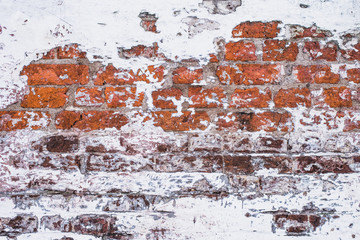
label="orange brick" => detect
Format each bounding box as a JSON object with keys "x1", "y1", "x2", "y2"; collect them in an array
[
  {"x1": 294, "y1": 65, "x2": 340, "y2": 84},
  {"x1": 173, "y1": 67, "x2": 203, "y2": 84},
  {"x1": 216, "y1": 112, "x2": 293, "y2": 132},
  {"x1": 21, "y1": 64, "x2": 89, "y2": 85},
  {"x1": 313, "y1": 87, "x2": 352, "y2": 108},
  {"x1": 57, "y1": 44, "x2": 87, "y2": 59},
  {"x1": 94, "y1": 64, "x2": 164, "y2": 85},
  {"x1": 189, "y1": 87, "x2": 227, "y2": 108},
  {"x1": 0, "y1": 111, "x2": 51, "y2": 131},
  {"x1": 274, "y1": 88, "x2": 311, "y2": 108},
  {"x1": 105, "y1": 87, "x2": 144, "y2": 108},
  {"x1": 152, "y1": 88, "x2": 182, "y2": 109},
  {"x1": 346, "y1": 68, "x2": 360, "y2": 83},
  {"x1": 289, "y1": 24, "x2": 332, "y2": 39},
  {"x1": 304, "y1": 41, "x2": 338, "y2": 61},
  {"x1": 216, "y1": 64, "x2": 281, "y2": 85},
  {"x1": 21, "y1": 87, "x2": 68, "y2": 108},
  {"x1": 230, "y1": 88, "x2": 271, "y2": 108},
  {"x1": 263, "y1": 40, "x2": 298, "y2": 61},
  {"x1": 55, "y1": 111, "x2": 128, "y2": 131},
  {"x1": 152, "y1": 111, "x2": 210, "y2": 131},
  {"x1": 341, "y1": 42, "x2": 360, "y2": 61},
  {"x1": 232, "y1": 21, "x2": 280, "y2": 38},
  {"x1": 75, "y1": 87, "x2": 104, "y2": 107},
  {"x1": 224, "y1": 41, "x2": 257, "y2": 61}
]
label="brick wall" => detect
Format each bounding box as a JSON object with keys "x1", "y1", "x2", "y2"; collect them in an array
[{"x1": 1, "y1": 19, "x2": 360, "y2": 239}]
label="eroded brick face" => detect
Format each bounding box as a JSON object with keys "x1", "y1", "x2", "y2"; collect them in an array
[{"x1": 1, "y1": 20, "x2": 360, "y2": 240}]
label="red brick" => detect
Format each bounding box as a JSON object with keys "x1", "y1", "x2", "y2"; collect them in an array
[
  {"x1": 152, "y1": 88, "x2": 182, "y2": 109},
  {"x1": 152, "y1": 111, "x2": 210, "y2": 131},
  {"x1": 55, "y1": 111, "x2": 128, "y2": 131},
  {"x1": 94, "y1": 64, "x2": 164, "y2": 85},
  {"x1": 294, "y1": 65, "x2": 340, "y2": 84},
  {"x1": 230, "y1": 88, "x2": 271, "y2": 108},
  {"x1": 21, "y1": 87, "x2": 68, "y2": 108},
  {"x1": 0, "y1": 215, "x2": 38, "y2": 234},
  {"x1": 216, "y1": 111, "x2": 293, "y2": 132},
  {"x1": 75, "y1": 87, "x2": 104, "y2": 107},
  {"x1": 346, "y1": 68, "x2": 360, "y2": 83},
  {"x1": 21, "y1": 64, "x2": 89, "y2": 85},
  {"x1": 58, "y1": 44, "x2": 87, "y2": 59},
  {"x1": 105, "y1": 87, "x2": 144, "y2": 108},
  {"x1": 289, "y1": 24, "x2": 332, "y2": 39},
  {"x1": 232, "y1": 21, "x2": 280, "y2": 38},
  {"x1": 263, "y1": 40, "x2": 298, "y2": 61},
  {"x1": 341, "y1": 42, "x2": 360, "y2": 61},
  {"x1": 173, "y1": 67, "x2": 203, "y2": 84},
  {"x1": 216, "y1": 64, "x2": 281, "y2": 85},
  {"x1": 224, "y1": 156, "x2": 254, "y2": 174},
  {"x1": 274, "y1": 88, "x2": 311, "y2": 108},
  {"x1": 313, "y1": 87, "x2": 352, "y2": 108},
  {"x1": 189, "y1": 87, "x2": 227, "y2": 108},
  {"x1": 224, "y1": 41, "x2": 257, "y2": 61},
  {"x1": 44, "y1": 135, "x2": 79, "y2": 153},
  {"x1": 0, "y1": 111, "x2": 50, "y2": 131},
  {"x1": 304, "y1": 41, "x2": 338, "y2": 61}
]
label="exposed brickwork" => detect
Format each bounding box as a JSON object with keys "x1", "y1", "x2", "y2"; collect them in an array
[{"x1": 1, "y1": 19, "x2": 360, "y2": 240}]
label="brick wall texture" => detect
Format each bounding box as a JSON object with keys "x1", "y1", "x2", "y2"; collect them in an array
[{"x1": 1, "y1": 20, "x2": 360, "y2": 239}]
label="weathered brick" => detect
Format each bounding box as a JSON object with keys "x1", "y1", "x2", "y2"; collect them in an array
[
  {"x1": 55, "y1": 111, "x2": 128, "y2": 131},
  {"x1": 344, "y1": 111, "x2": 360, "y2": 131},
  {"x1": 252, "y1": 156, "x2": 291, "y2": 173},
  {"x1": 0, "y1": 111, "x2": 50, "y2": 131},
  {"x1": 21, "y1": 87, "x2": 68, "y2": 108},
  {"x1": 75, "y1": 87, "x2": 104, "y2": 107},
  {"x1": 57, "y1": 44, "x2": 87, "y2": 59},
  {"x1": 255, "y1": 137, "x2": 287, "y2": 153},
  {"x1": 44, "y1": 135, "x2": 79, "y2": 153},
  {"x1": 188, "y1": 134, "x2": 222, "y2": 152},
  {"x1": 172, "y1": 67, "x2": 203, "y2": 84},
  {"x1": 232, "y1": 21, "x2": 280, "y2": 38},
  {"x1": 299, "y1": 110, "x2": 346, "y2": 130},
  {"x1": 122, "y1": 43, "x2": 166, "y2": 60},
  {"x1": 294, "y1": 65, "x2": 340, "y2": 84},
  {"x1": 139, "y1": 12, "x2": 158, "y2": 33},
  {"x1": 230, "y1": 88, "x2": 271, "y2": 108},
  {"x1": 294, "y1": 156, "x2": 353, "y2": 173},
  {"x1": 41, "y1": 215, "x2": 116, "y2": 237},
  {"x1": 274, "y1": 88, "x2": 311, "y2": 108},
  {"x1": 346, "y1": 68, "x2": 360, "y2": 83},
  {"x1": 341, "y1": 41, "x2": 360, "y2": 61},
  {"x1": 289, "y1": 24, "x2": 332, "y2": 39},
  {"x1": 86, "y1": 154, "x2": 151, "y2": 172},
  {"x1": 224, "y1": 41, "x2": 257, "y2": 61},
  {"x1": 152, "y1": 88, "x2": 182, "y2": 109},
  {"x1": 0, "y1": 215, "x2": 38, "y2": 235},
  {"x1": 189, "y1": 87, "x2": 227, "y2": 108},
  {"x1": 273, "y1": 214, "x2": 323, "y2": 234},
  {"x1": 154, "y1": 154, "x2": 222, "y2": 172},
  {"x1": 105, "y1": 87, "x2": 144, "y2": 108},
  {"x1": 313, "y1": 87, "x2": 352, "y2": 108},
  {"x1": 216, "y1": 64, "x2": 281, "y2": 85},
  {"x1": 216, "y1": 111, "x2": 293, "y2": 132},
  {"x1": 152, "y1": 111, "x2": 210, "y2": 131},
  {"x1": 263, "y1": 40, "x2": 298, "y2": 61},
  {"x1": 224, "y1": 156, "x2": 254, "y2": 174},
  {"x1": 304, "y1": 41, "x2": 338, "y2": 61},
  {"x1": 222, "y1": 134, "x2": 251, "y2": 153},
  {"x1": 21, "y1": 64, "x2": 89, "y2": 85},
  {"x1": 94, "y1": 64, "x2": 164, "y2": 85}
]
